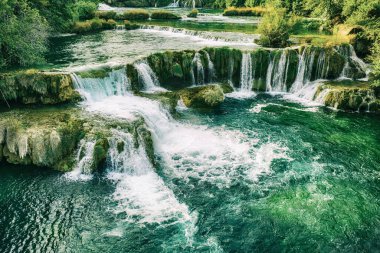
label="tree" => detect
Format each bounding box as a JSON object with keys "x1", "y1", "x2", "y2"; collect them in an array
[
  {"x1": 0, "y1": 0, "x2": 49, "y2": 68},
  {"x1": 257, "y1": 7, "x2": 291, "y2": 48}
]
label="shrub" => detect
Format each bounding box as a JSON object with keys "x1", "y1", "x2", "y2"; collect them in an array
[
  {"x1": 103, "y1": 19, "x2": 117, "y2": 29},
  {"x1": 257, "y1": 8, "x2": 291, "y2": 48},
  {"x1": 151, "y1": 10, "x2": 181, "y2": 20},
  {"x1": 72, "y1": 19, "x2": 113, "y2": 34},
  {"x1": 289, "y1": 16, "x2": 324, "y2": 34},
  {"x1": 95, "y1": 11, "x2": 117, "y2": 20},
  {"x1": 72, "y1": 21, "x2": 92, "y2": 34},
  {"x1": 76, "y1": 1, "x2": 97, "y2": 21},
  {"x1": 121, "y1": 10, "x2": 149, "y2": 20},
  {"x1": 124, "y1": 20, "x2": 139, "y2": 30},
  {"x1": 90, "y1": 18, "x2": 103, "y2": 31},
  {"x1": 223, "y1": 7, "x2": 267, "y2": 16},
  {"x1": 187, "y1": 9, "x2": 198, "y2": 18}
]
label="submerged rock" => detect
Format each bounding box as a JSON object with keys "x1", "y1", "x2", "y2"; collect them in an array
[{"x1": 0, "y1": 70, "x2": 80, "y2": 106}]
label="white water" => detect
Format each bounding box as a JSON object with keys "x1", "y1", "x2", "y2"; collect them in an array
[
  {"x1": 167, "y1": 0, "x2": 179, "y2": 7},
  {"x1": 240, "y1": 53, "x2": 254, "y2": 92},
  {"x1": 338, "y1": 44, "x2": 369, "y2": 80},
  {"x1": 205, "y1": 51, "x2": 216, "y2": 83},
  {"x1": 139, "y1": 25, "x2": 259, "y2": 46},
  {"x1": 65, "y1": 139, "x2": 95, "y2": 181},
  {"x1": 133, "y1": 61, "x2": 167, "y2": 92},
  {"x1": 191, "y1": 52, "x2": 205, "y2": 85},
  {"x1": 71, "y1": 68, "x2": 129, "y2": 102}
]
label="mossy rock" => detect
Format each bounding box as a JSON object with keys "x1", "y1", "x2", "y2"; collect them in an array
[
  {"x1": 179, "y1": 85, "x2": 225, "y2": 108},
  {"x1": 0, "y1": 71, "x2": 81, "y2": 106}
]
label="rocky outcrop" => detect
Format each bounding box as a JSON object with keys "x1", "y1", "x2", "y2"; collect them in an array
[
  {"x1": 179, "y1": 85, "x2": 225, "y2": 108},
  {"x1": 0, "y1": 70, "x2": 80, "y2": 106},
  {"x1": 0, "y1": 107, "x2": 155, "y2": 172},
  {"x1": 313, "y1": 81, "x2": 380, "y2": 112},
  {"x1": 0, "y1": 108, "x2": 83, "y2": 171}
]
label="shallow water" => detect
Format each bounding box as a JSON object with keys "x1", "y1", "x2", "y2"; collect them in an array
[
  {"x1": 1, "y1": 93, "x2": 380, "y2": 252},
  {"x1": 47, "y1": 29, "x2": 258, "y2": 72}
]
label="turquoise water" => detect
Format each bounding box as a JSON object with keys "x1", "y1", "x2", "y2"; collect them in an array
[{"x1": 1, "y1": 94, "x2": 380, "y2": 252}]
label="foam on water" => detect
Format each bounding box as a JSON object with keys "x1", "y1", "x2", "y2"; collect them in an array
[{"x1": 248, "y1": 142, "x2": 293, "y2": 181}]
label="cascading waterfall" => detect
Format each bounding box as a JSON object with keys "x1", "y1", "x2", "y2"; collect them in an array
[
  {"x1": 191, "y1": 52, "x2": 205, "y2": 85},
  {"x1": 139, "y1": 25, "x2": 257, "y2": 44},
  {"x1": 65, "y1": 139, "x2": 96, "y2": 180},
  {"x1": 290, "y1": 49, "x2": 316, "y2": 93},
  {"x1": 71, "y1": 68, "x2": 129, "y2": 102},
  {"x1": 338, "y1": 44, "x2": 368, "y2": 80},
  {"x1": 240, "y1": 52, "x2": 254, "y2": 92},
  {"x1": 167, "y1": 0, "x2": 179, "y2": 7},
  {"x1": 269, "y1": 51, "x2": 289, "y2": 92},
  {"x1": 134, "y1": 61, "x2": 166, "y2": 92},
  {"x1": 205, "y1": 51, "x2": 216, "y2": 83}
]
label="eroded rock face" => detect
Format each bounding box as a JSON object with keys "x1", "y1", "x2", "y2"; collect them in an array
[
  {"x1": 0, "y1": 108, "x2": 83, "y2": 171},
  {"x1": 0, "y1": 108, "x2": 155, "y2": 172},
  {"x1": 314, "y1": 82, "x2": 380, "y2": 112},
  {"x1": 0, "y1": 70, "x2": 81, "y2": 106}
]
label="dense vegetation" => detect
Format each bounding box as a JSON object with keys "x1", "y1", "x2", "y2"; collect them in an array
[
  {"x1": 0, "y1": 0, "x2": 100, "y2": 68},
  {"x1": 0, "y1": 0, "x2": 379, "y2": 79}
]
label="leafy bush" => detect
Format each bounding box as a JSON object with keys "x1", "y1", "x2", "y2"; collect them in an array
[
  {"x1": 72, "y1": 20, "x2": 92, "y2": 34},
  {"x1": 257, "y1": 8, "x2": 291, "y2": 48},
  {"x1": 0, "y1": 1, "x2": 49, "y2": 67},
  {"x1": 124, "y1": 20, "x2": 139, "y2": 30},
  {"x1": 121, "y1": 10, "x2": 149, "y2": 20},
  {"x1": 187, "y1": 9, "x2": 199, "y2": 18},
  {"x1": 223, "y1": 7, "x2": 267, "y2": 16},
  {"x1": 103, "y1": 19, "x2": 117, "y2": 29},
  {"x1": 72, "y1": 18, "x2": 115, "y2": 34},
  {"x1": 90, "y1": 18, "x2": 103, "y2": 30},
  {"x1": 151, "y1": 10, "x2": 181, "y2": 20},
  {"x1": 76, "y1": 1, "x2": 97, "y2": 21},
  {"x1": 289, "y1": 16, "x2": 324, "y2": 34},
  {"x1": 95, "y1": 11, "x2": 117, "y2": 20}
]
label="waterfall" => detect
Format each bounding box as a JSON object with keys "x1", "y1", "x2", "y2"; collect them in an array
[
  {"x1": 271, "y1": 51, "x2": 289, "y2": 92},
  {"x1": 290, "y1": 49, "x2": 316, "y2": 93},
  {"x1": 116, "y1": 25, "x2": 125, "y2": 31},
  {"x1": 191, "y1": 52, "x2": 205, "y2": 85},
  {"x1": 71, "y1": 68, "x2": 129, "y2": 102},
  {"x1": 134, "y1": 61, "x2": 166, "y2": 92},
  {"x1": 240, "y1": 53, "x2": 254, "y2": 92},
  {"x1": 338, "y1": 44, "x2": 368, "y2": 80},
  {"x1": 204, "y1": 51, "x2": 216, "y2": 83},
  {"x1": 265, "y1": 51, "x2": 290, "y2": 92},
  {"x1": 139, "y1": 25, "x2": 257, "y2": 44},
  {"x1": 167, "y1": 0, "x2": 179, "y2": 7},
  {"x1": 65, "y1": 139, "x2": 96, "y2": 181}
]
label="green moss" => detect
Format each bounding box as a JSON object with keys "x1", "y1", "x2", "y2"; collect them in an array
[
  {"x1": 179, "y1": 85, "x2": 225, "y2": 108},
  {"x1": 0, "y1": 71, "x2": 80, "y2": 106},
  {"x1": 92, "y1": 138, "x2": 109, "y2": 170}
]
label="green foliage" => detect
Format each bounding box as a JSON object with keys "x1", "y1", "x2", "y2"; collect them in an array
[
  {"x1": 95, "y1": 10, "x2": 117, "y2": 20},
  {"x1": 121, "y1": 9, "x2": 149, "y2": 20},
  {"x1": 289, "y1": 16, "x2": 324, "y2": 34},
  {"x1": 223, "y1": 7, "x2": 267, "y2": 16},
  {"x1": 257, "y1": 8, "x2": 291, "y2": 47},
  {"x1": 72, "y1": 18, "x2": 115, "y2": 34},
  {"x1": 369, "y1": 38, "x2": 380, "y2": 81},
  {"x1": 150, "y1": 10, "x2": 181, "y2": 20},
  {"x1": 187, "y1": 9, "x2": 199, "y2": 18},
  {"x1": 124, "y1": 20, "x2": 139, "y2": 30},
  {"x1": 76, "y1": 1, "x2": 97, "y2": 20},
  {"x1": 0, "y1": 0, "x2": 49, "y2": 68},
  {"x1": 103, "y1": 19, "x2": 117, "y2": 29}
]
